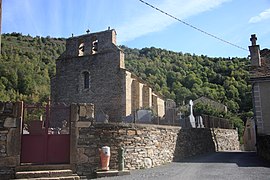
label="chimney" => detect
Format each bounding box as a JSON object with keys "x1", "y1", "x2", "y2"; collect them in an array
[{"x1": 249, "y1": 34, "x2": 261, "y2": 67}]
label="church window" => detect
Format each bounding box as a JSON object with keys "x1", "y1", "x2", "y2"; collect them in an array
[{"x1": 83, "y1": 71, "x2": 90, "y2": 89}]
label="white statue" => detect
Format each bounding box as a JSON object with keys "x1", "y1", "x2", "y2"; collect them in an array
[{"x1": 188, "y1": 100, "x2": 196, "y2": 128}]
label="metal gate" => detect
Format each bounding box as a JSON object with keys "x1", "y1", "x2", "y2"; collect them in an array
[{"x1": 21, "y1": 103, "x2": 70, "y2": 164}]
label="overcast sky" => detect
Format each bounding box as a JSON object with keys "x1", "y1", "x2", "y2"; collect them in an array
[{"x1": 2, "y1": 0, "x2": 270, "y2": 57}]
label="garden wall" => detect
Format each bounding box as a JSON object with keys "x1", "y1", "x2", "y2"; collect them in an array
[{"x1": 72, "y1": 104, "x2": 240, "y2": 178}]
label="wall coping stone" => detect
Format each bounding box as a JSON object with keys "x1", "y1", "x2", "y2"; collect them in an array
[
  {"x1": 92, "y1": 122, "x2": 182, "y2": 130},
  {"x1": 76, "y1": 121, "x2": 92, "y2": 128},
  {"x1": 0, "y1": 130, "x2": 9, "y2": 134}
]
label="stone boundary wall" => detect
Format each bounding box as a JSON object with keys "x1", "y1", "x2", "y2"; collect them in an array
[
  {"x1": 257, "y1": 135, "x2": 270, "y2": 161},
  {"x1": 74, "y1": 121, "x2": 239, "y2": 178},
  {"x1": 212, "y1": 128, "x2": 240, "y2": 151},
  {"x1": 0, "y1": 102, "x2": 241, "y2": 179},
  {"x1": 0, "y1": 102, "x2": 23, "y2": 180}
]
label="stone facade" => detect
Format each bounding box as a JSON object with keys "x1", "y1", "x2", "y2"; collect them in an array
[
  {"x1": 251, "y1": 81, "x2": 270, "y2": 135},
  {"x1": 71, "y1": 103, "x2": 239, "y2": 178},
  {"x1": 51, "y1": 29, "x2": 125, "y2": 122},
  {"x1": 249, "y1": 34, "x2": 270, "y2": 161},
  {"x1": 0, "y1": 102, "x2": 23, "y2": 180},
  {"x1": 125, "y1": 72, "x2": 164, "y2": 120},
  {"x1": 249, "y1": 34, "x2": 270, "y2": 135},
  {"x1": 51, "y1": 29, "x2": 165, "y2": 122}
]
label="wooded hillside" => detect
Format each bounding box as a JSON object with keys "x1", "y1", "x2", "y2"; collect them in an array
[{"x1": 0, "y1": 33, "x2": 252, "y2": 121}]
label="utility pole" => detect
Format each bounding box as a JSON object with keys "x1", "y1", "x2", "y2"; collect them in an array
[{"x1": 0, "y1": 0, "x2": 2, "y2": 55}]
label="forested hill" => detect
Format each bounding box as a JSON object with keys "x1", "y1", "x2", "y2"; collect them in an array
[
  {"x1": 0, "y1": 33, "x2": 252, "y2": 118},
  {"x1": 1, "y1": 33, "x2": 65, "y2": 103}
]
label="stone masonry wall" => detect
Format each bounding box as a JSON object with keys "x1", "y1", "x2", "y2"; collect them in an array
[
  {"x1": 52, "y1": 49, "x2": 125, "y2": 122},
  {"x1": 212, "y1": 128, "x2": 240, "y2": 151},
  {"x1": 74, "y1": 120, "x2": 239, "y2": 178},
  {"x1": 0, "y1": 102, "x2": 23, "y2": 180}
]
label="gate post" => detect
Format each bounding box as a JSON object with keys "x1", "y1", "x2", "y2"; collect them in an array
[
  {"x1": 0, "y1": 101, "x2": 23, "y2": 179},
  {"x1": 70, "y1": 103, "x2": 79, "y2": 172}
]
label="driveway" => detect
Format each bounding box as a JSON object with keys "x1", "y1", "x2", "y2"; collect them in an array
[{"x1": 98, "y1": 151, "x2": 270, "y2": 180}]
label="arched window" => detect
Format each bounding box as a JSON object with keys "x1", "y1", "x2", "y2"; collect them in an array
[{"x1": 83, "y1": 71, "x2": 90, "y2": 89}]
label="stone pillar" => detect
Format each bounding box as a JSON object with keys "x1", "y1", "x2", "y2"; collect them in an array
[
  {"x1": 70, "y1": 103, "x2": 79, "y2": 172},
  {"x1": 142, "y1": 85, "x2": 151, "y2": 108},
  {"x1": 71, "y1": 103, "x2": 94, "y2": 174},
  {"x1": 131, "y1": 80, "x2": 140, "y2": 113},
  {"x1": 152, "y1": 95, "x2": 158, "y2": 116},
  {"x1": 157, "y1": 97, "x2": 165, "y2": 118},
  {"x1": 0, "y1": 101, "x2": 23, "y2": 179},
  {"x1": 138, "y1": 83, "x2": 143, "y2": 108},
  {"x1": 118, "y1": 147, "x2": 124, "y2": 171}
]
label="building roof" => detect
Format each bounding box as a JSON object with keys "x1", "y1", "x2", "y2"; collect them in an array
[
  {"x1": 181, "y1": 96, "x2": 227, "y2": 113},
  {"x1": 250, "y1": 49, "x2": 270, "y2": 79},
  {"x1": 193, "y1": 96, "x2": 227, "y2": 113}
]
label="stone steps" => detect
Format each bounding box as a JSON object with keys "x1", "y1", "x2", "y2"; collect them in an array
[
  {"x1": 15, "y1": 175, "x2": 80, "y2": 180},
  {"x1": 14, "y1": 165, "x2": 80, "y2": 180},
  {"x1": 16, "y1": 164, "x2": 72, "y2": 171}
]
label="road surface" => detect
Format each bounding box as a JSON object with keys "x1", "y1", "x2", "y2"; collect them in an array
[{"x1": 98, "y1": 151, "x2": 270, "y2": 180}]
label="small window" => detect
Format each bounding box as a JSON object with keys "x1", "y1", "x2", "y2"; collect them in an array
[
  {"x1": 78, "y1": 43, "x2": 85, "y2": 56},
  {"x1": 83, "y1": 71, "x2": 90, "y2": 89}
]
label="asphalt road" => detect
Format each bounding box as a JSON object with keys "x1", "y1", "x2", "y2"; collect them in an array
[{"x1": 98, "y1": 151, "x2": 270, "y2": 180}]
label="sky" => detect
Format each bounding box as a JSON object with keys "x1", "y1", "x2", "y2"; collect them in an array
[{"x1": 2, "y1": 0, "x2": 270, "y2": 57}]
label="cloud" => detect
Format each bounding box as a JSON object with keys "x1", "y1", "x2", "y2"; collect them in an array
[
  {"x1": 116, "y1": 0, "x2": 230, "y2": 43},
  {"x1": 249, "y1": 8, "x2": 270, "y2": 23}
]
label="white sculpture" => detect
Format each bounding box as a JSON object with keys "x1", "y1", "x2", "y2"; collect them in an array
[{"x1": 188, "y1": 100, "x2": 196, "y2": 128}]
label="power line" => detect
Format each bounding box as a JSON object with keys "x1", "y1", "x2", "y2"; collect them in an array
[{"x1": 138, "y1": 0, "x2": 249, "y2": 52}]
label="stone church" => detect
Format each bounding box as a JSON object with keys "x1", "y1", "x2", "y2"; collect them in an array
[{"x1": 51, "y1": 29, "x2": 165, "y2": 122}]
